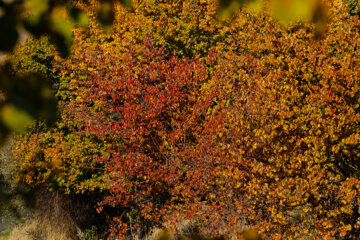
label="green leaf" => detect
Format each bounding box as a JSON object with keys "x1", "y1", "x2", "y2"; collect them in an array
[
  {"x1": 1, "y1": 103, "x2": 35, "y2": 133},
  {"x1": 120, "y1": 0, "x2": 132, "y2": 8},
  {"x1": 98, "y1": 1, "x2": 115, "y2": 33},
  {"x1": 271, "y1": 0, "x2": 317, "y2": 25},
  {"x1": 51, "y1": 7, "x2": 74, "y2": 57},
  {"x1": 217, "y1": 0, "x2": 243, "y2": 20},
  {"x1": 25, "y1": 0, "x2": 49, "y2": 24},
  {"x1": 71, "y1": 9, "x2": 89, "y2": 28},
  {"x1": 51, "y1": 8, "x2": 73, "y2": 44}
]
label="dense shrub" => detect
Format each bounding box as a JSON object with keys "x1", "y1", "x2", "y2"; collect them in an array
[{"x1": 12, "y1": 0, "x2": 360, "y2": 239}]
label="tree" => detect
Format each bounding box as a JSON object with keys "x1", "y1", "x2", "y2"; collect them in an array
[{"x1": 12, "y1": 0, "x2": 360, "y2": 239}]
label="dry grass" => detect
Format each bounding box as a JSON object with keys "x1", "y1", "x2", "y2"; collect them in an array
[
  {"x1": 7, "y1": 187, "x2": 85, "y2": 240},
  {"x1": 8, "y1": 215, "x2": 81, "y2": 240}
]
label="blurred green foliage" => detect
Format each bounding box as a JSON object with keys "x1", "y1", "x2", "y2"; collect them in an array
[
  {"x1": 217, "y1": 0, "x2": 328, "y2": 27},
  {"x1": 0, "y1": 0, "x2": 131, "y2": 143},
  {"x1": 0, "y1": 36, "x2": 58, "y2": 140}
]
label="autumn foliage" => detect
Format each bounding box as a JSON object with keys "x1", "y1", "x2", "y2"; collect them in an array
[{"x1": 11, "y1": 0, "x2": 360, "y2": 239}]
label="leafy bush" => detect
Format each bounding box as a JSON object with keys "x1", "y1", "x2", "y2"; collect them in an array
[{"x1": 12, "y1": 0, "x2": 360, "y2": 239}]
